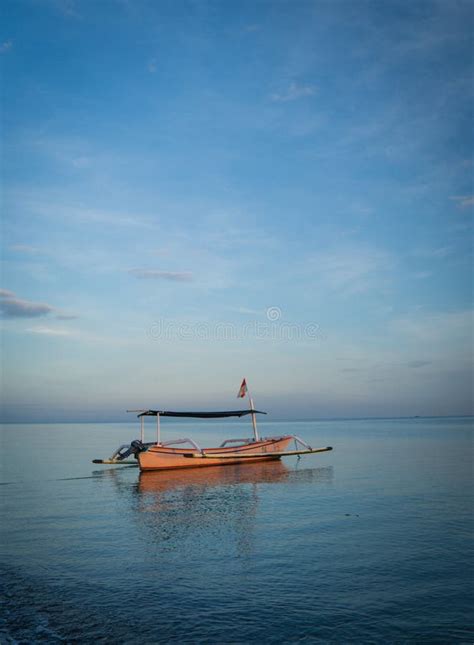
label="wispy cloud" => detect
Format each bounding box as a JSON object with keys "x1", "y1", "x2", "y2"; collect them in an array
[
  {"x1": 413, "y1": 271, "x2": 433, "y2": 280},
  {"x1": 339, "y1": 359, "x2": 432, "y2": 373},
  {"x1": 450, "y1": 195, "x2": 474, "y2": 209},
  {"x1": 391, "y1": 310, "x2": 473, "y2": 344},
  {"x1": 243, "y1": 24, "x2": 260, "y2": 33},
  {"x1": 26, "y1": 327, "x2": 73, "y2": 336},
  {"x1": 412, "y1": 246, "x2": 452, "y2": 259},
  {"x1": 10, "y1": 244, "x2": 42, "y2": 254},
  {"x1": 71, "y1": 156, "x2": 91, "y2": 168},
  {"x1": 0, "y1": 289, "x2": 77, "y2": 320},
  {"x1": 53, "y1": 0, "x2": 81, "y2": 19},
  {"x1": 148, "y1": 58, "x2": 157, "y2": 73},
  {"x1": 29, "y1": 198, "x2": 153, "y2": 229},
  {"x1": 271, "y1": 82, "x2": 317, "y2": 102},
  {"x1": 150, "y1": 247, "x2": 171, "y2": 257},
  {"x1": 128, "y1": 269, "x2": 193, "y2": 282},
  {"x1": 406, "y1": 360, "x2": 432, "y2": 369},
  {"x1": 6, "y1": 186, "x2": 154, "y2": 228},
  {"x1": 307, "y1": 245, "x2": 393, "y2": 295},
  {"x1": 0, "y1": 296, "x2": 55, "y2": 318},
  {"x1": 0, "y1": 40, "x2": 12, "y2": 53},
  {"x1": 230, "y1": 307, "x2": 263, "y2": 316}
]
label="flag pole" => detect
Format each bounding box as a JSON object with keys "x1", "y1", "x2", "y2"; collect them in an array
[
  {"x1": 238, "y1": 378, "x2": 259, "y2": 442},
  {"x1": 248, "y1": 389, "x2": 259, "y2": 442}
]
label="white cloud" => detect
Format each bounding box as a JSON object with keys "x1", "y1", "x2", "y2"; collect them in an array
[
  {"x1": 14, "y1": 192, "x2": 154, "y2": 228},
  {"x1": 243, "y1": 24, "x2": 260, "y2": 33},
  {"x1": 412, "y1": 246, "x2": 452, "y2": 259},
  {"x1": 10, "y1": 244, "x2": 42, "y2": 254},
  {"x1": 271, "y1": 82, "x2": 317, "y2": 102},
  {"x1": 390, "y1": 309, "x2": 473, "y2": 345},
  {"x1": 307, "y1": 245, "x2": 393, "y2": 295},
  {"x1": 0, "y1": 40, "x2": 12, "y2": 53},
  {"x1": 128, "y1": 269, "x2": 193, "y2": 282},
  {"x1": 26, "y1": 327, "x2": 73, "y2": 337},
  {"x1": 230, "y1": 307, "x2": 263, "y2": 316},
  {"x1": 150, "y1": 247, "x2": 171, "y2": 257},
  {"x1": 413, "y1": 271, "x2": 432, "y2": 280},
  {"x1": 0, "y1": 289, "x2": 15, "y2": 298},
  {"x1": 71, "y1": 156, "x2": 91, "y2": 168},
  {"x1": 53, "y1": 0, "x2": 81, "y2": 18},
  {"x1": 16, "y1": 135, "x2": 99, "y2": 173},
  {"x1": 450, "y1": 195, "x2": 474, "y2": 209}
]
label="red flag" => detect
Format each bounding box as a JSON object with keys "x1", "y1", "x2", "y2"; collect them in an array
[{"x1": 237, "y1": 378, "x2": 248, "y2": 398}]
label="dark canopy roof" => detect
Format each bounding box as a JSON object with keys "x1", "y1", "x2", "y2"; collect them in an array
[{"x1": 137, "y1": 409, "x2": 266, "y2": 419}]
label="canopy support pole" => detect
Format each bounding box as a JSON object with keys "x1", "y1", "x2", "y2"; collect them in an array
[
  {"x1": 140, "y1": 416, "x2": 144, "y2": 442},
  {"x1": 156, "y1": 412, "x2": 161, "y2": 445}
]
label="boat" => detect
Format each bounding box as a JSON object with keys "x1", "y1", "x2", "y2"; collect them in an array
[{"x1": 92, "y1": 380, "x2": 333, "y2": 472}]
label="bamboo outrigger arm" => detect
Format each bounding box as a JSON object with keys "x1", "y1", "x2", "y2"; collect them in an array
[
  {"x1": 184, "y1": 446, "x2": 333, "y2": 459},
  {"x1": 92, "y1": 458, "x2": 138, "y2": 465}
]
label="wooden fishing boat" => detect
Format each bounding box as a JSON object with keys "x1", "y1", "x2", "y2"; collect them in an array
[{"x1": 92, "y1": 381, "x2": 333, "y2": 471}]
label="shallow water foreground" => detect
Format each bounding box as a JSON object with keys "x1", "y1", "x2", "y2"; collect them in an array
[{"x1": 1, "y1": 417, "x2": 473, "y2": 643}]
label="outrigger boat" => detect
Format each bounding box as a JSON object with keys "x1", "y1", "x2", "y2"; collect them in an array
[{"x1": 93, "y1": 380, "x2": 333, "y2": 472}]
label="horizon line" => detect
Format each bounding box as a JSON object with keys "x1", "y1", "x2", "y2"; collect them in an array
[{"x1": 1, "y1": 414, "x2": 472, "y2": 425}]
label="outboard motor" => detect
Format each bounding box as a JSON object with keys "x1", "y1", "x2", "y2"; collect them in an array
[
  {"x1": 117, "y1": 439, "x2": 146, "y2": 461},
  {"x1": 130, "y1": 439, "x2": 146, "y2": 459}
]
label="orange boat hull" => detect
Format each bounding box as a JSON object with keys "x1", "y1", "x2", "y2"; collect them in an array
[{"x1": 138, "y1": 436, "x2": 294, "y2": 471}]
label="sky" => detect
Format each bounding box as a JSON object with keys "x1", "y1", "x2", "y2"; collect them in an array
[{"x1": 1, "y1": 0, "x2": 473, "y2": 422}]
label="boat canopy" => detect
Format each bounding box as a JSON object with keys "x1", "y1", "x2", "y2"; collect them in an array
[{"x1": 137, "y1": 409, "x2": 266, "y2": 418}]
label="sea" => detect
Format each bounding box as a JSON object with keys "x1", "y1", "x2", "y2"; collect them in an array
[{"x1": 1, "y1": 417, "x2": 472, "y2": 644}]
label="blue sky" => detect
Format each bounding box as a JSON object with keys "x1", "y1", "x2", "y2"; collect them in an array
[{"x1": 1, "y1": 0, "x2": 472, "y2": 422}]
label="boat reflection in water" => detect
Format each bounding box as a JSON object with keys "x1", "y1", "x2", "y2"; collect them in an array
[{"x1": 132, "y1": 461, "x2": 333, "y2": 555}]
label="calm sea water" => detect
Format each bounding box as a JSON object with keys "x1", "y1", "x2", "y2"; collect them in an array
[{"x1": 1, "y1": 417, "x2": 472, "y2": 643}]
